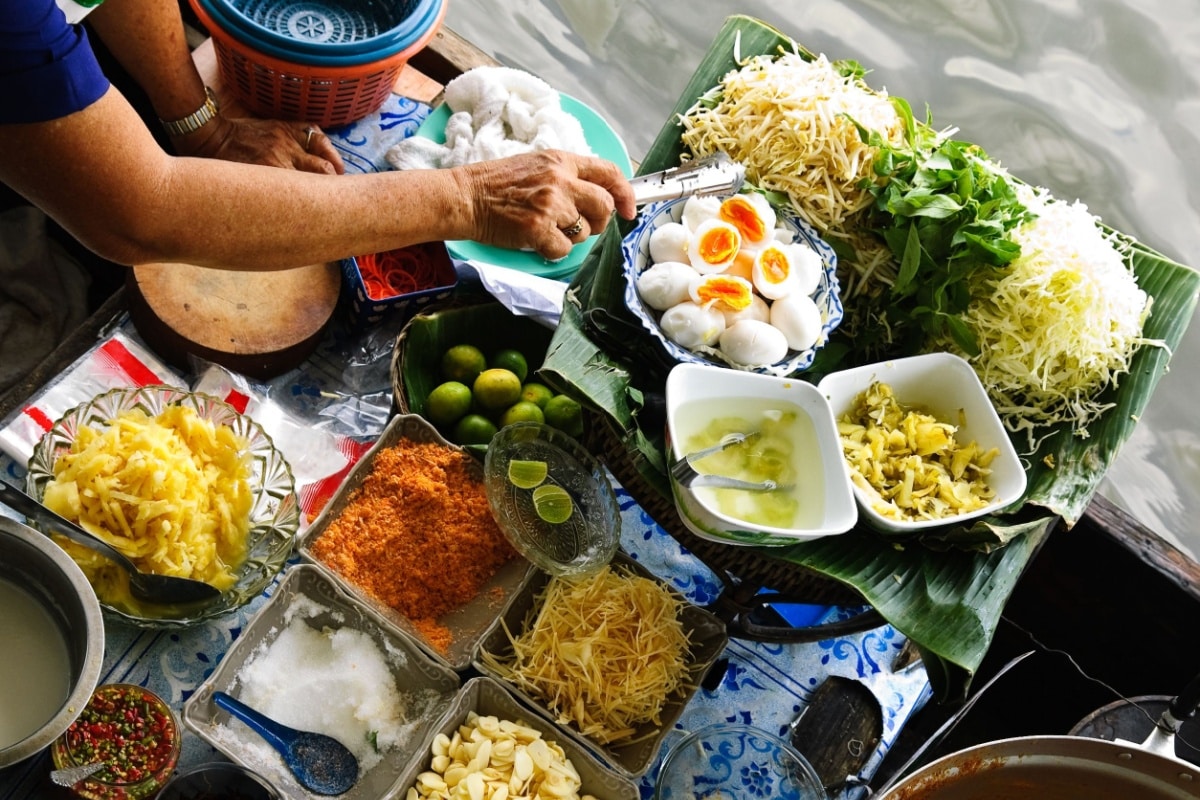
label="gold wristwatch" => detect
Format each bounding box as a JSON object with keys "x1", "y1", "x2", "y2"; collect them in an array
[{"x1": 160, "y1": 87, "x2": 219, "y2": 137}]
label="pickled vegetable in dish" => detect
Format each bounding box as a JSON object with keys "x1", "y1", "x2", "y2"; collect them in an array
[{"x1": 838, "y1": 381, "x2": 998, "y2": 522}]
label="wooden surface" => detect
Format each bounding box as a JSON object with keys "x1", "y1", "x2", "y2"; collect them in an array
[{"x1": 125, "y1": 261, "x2": 340, "y2": 379}]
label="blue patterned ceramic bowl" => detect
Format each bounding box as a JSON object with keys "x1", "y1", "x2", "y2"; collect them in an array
[
  {"x1": 654, "y1": 723, "x2": 826, "y2": 800},
  {"x1": 622, "y1": 197, "x2": 843, "y2": 377}
]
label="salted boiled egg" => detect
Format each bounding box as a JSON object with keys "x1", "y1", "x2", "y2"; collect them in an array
[
  {"x1": 719, "y1": 193, "x2": 777, "y2": 248},
  {"x1": 689, "y1": 273, "x2": 754, "y2": 313},
  {"x1": 688, "y1": 218, "x2": 742, "y2": 274},
  {"x1": 723, "y1": 248, "x2": 756, "y2": 282},
  {"x1": 659, "y1": 301, "x2": 726, "y2": 349},
  {"x1": 719, "y1": 319, "x2": 789, "y2": 366},
  {"x1": 722, "y1": 293, "x2": 770, "y2": 326},
  {"x1": 752, "y1": 242, "x2": 822, "y2": 300},
  {"x1": 770, "y1": 292, "x2": 823, "y2": 351},
  {"x1": 648, "y1": 221, "x2": 690, "y2": 265},
  {"x1": 681, "y1": 195, "x2": 722, "y2": 232},
  {"x1": 637, "y1": 261, "x2": 697, "y2": 311}
]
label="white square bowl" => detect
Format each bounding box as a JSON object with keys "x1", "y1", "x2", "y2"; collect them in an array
[
  {"x1": 664, "y1": 362, "x2": 858, "y2": 546},
  {"x1": 817, "y1": 352, "x2": 1027, "y2": 534}
]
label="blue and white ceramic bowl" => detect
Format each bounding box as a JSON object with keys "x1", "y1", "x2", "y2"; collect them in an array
[{"x1": 622, "y1": 197, "x2": 843, "y2": 377}]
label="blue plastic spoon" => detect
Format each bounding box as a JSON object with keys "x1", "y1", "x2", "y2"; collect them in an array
[{"x1": 213, "y1": 691, "x2": 358, "y2": 796}]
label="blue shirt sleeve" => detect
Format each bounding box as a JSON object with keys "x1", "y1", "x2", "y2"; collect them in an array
[{"x1": 0, "y1": 0, "x2": 110, "y2": 124}]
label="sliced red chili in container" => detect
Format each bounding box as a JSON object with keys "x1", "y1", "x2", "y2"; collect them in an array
[{"x1": 51, "y1": 683, "x2": 181, "y2": 800}]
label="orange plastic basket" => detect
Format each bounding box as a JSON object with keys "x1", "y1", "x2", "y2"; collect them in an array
[{"x1": 189, "y1": 0, "x2": 446, "y2": 127}]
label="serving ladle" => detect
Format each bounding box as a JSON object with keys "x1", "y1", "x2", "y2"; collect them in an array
[
  {"x1": 214, "y1": 691, "x2": 359, "y2": 796},
  {"x1": 669, "y1": 432, "x2": 793, "y2": 492},
  {"x1": 0, "y1": 479, "x2": 221, "y2": 606}
]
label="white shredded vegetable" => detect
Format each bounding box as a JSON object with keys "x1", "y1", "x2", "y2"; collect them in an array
[
  {"x1": 678, "y1": 53, "x2": 904, "y2": 235},
  {"x1": 952, "y1": 185, "x2": 1157, "y2": 441}
]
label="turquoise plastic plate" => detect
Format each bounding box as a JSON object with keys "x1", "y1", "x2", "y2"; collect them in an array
[{"x1": 413, "y1": 93, "x2": 633, "y2": 280}]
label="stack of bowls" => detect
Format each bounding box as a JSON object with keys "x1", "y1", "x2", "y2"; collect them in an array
[{"x1": 189, "y1": 0, "x2": 447, "y2": 125}]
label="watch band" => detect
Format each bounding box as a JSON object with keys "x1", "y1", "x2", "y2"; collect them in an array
[{"x1": 160, "y1": 87, "x2": 219, "y2": 137}]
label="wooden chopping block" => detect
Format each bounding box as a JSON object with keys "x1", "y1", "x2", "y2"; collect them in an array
[{"x1": 126, "y1": 261, "x2": 341, "y2": 380}]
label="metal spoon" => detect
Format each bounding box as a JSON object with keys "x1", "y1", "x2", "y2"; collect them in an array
[
  {"x1": 670, "y1": 432, "x2": 793, "y2": 492},
  {"x1": 0, "y1": 479, "x2": 221, "y2": 606},
  {"x1": 213, "y1": 691, "x2": 358, "y2": 796},
  {"x1": 49, "y1": 762, "x2": 106, "y2": 787}
]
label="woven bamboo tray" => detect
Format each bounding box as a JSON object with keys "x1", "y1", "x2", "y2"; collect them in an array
[{"x1": 392, "y1": 297, "x2": 880, "y2": 640}]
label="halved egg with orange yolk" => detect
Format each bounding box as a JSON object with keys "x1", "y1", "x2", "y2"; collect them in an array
[
  {"x1": 688, "y1": 219, "x2": 742, "y2": 274},
  {"x1": 719, "y1": 193, "x2": 777, "y2": 248},
  {"x1": 752, "y1": 243, "x2": 801, "y2": 299},
  {"x1": 689, "y1": 273, "x2": 754, "y2": 312}
]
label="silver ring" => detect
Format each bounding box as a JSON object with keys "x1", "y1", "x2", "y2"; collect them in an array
[
  {"x1": 304, "y1": 126, "x2": 317, "y2": 152},
  {"x1": 561, "y1": 215, "x2": 585, "y2": 237}
]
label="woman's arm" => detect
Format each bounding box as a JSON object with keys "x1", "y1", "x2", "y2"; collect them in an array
[
  {"x1": 85, "y1": 0, "x2": 344, "y2": 173},
  {"x1": 0, "y1": 86, "x2": 634, "y2": 269}
]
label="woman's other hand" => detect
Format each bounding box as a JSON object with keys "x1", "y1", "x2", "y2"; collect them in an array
[
  {"x1": 457, "y1": 149, "x2": 636, "y2": 260},
  {"x1": 173, "y1": 115, "x2": 345, "y2": 175}
]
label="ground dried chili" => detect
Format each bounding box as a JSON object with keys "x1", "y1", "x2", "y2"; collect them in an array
[
  {"x1": 51, "y1": 683, "x2": 180, "y2": 800},
  {"x1": 310, "y1": 439, "x2": 518, "y2": 653}
]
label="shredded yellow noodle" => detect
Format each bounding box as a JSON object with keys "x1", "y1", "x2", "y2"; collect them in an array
[
  {"x1": 42, "y1": 404, "x2": 253, "y2": 602},
  {"x1": 479, "y1": 565, "x2": 692, "y2": 745}
]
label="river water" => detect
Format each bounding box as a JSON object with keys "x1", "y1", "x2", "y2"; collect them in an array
[{"x1": 442, "y1": 0, "x2": 1200, "y2": 560}]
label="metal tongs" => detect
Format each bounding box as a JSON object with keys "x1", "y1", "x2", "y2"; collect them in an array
[
  {"x1": 669, "y1": 432, "x2": 791, "y2": 492},
  {"x1": 631, "y1": 152, "x2": 747, "y2": 207}
]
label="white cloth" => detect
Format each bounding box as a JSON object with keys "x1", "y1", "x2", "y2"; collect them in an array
[{"x1": 385, "y1": 66, "x2": 592, "y2": 170}]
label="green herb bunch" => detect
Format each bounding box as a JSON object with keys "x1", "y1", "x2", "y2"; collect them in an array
[{"x1": 846, "y1": 101, "x2": 1036, "y2": 360}]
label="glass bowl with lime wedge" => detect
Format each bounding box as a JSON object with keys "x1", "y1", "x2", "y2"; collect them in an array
[{"x1": 483, "y1": 422, "x2": 620, "y2": 577}]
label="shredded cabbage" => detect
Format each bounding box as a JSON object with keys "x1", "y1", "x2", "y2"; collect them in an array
[{"x1": 949, "y1": 185, "x2": 1157, "y2": 442}]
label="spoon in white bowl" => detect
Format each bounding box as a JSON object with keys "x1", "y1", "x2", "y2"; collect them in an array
[
  {"x1": 0, "y1": 479, "x2": 221, "y2": 606},
  {"x1": 669, "y1": 432, "x2": 793, "y2": 492}
]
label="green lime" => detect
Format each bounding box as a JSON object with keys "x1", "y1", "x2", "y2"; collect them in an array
[
  {"x1": 441, "y1": 344, "x2": 488, "y2": 384},
  {"x1": 543, "y1": 394, "x2": 584, "y2": 438},
  {"x1": 490, "y1": 348, "x2": 529, "y2": 383},
  {"x1": 532, "y1": 483, "x2": 574, "y2": 524},
  {"x1": 499, "y1": 400, "x2": 545, "y2": 427},
  {"x1": 424, "y1": 381, "x2": 472, "y2": 427},
  {"x1": 473, "y1": 368, "x2": 523, "y2": 411},
  {"x1": 507, "y1": 459, "x2": 548, "y2": 489},
  {"x1": 520, "y1": 382, "x2": 555, "y2": 409},
  {"x1": 453, "y1": 413, "x2": 498, "y2": 446}
]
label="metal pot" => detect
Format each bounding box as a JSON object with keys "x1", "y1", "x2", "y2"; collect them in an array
[
  {"x1": 880, "y1": 665, "x2": 1200, "y2": 799},
  {"x1": 877, "y1": 733, "x2": 1200, "y2": 799}
]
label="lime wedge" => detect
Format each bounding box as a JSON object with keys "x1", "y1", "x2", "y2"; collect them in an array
[
  {"x1": 532, "y1": 484, "x2": 574, "y2": 524},
  {"x1": 507, "y1": 459, "x2": 548, "y2": 489}
]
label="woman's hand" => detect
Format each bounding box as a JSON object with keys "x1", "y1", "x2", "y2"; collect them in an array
[
  {"x1": 457, "y1": 149, "x2": 636, "y2": 260},
  {"x1": 172, "y1": 115, "x2": 345, "y2": 175}
]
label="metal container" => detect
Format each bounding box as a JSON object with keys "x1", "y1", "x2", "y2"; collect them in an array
[
  {"x1": 878, "y1": 734, "x2": 1200, "y2": 799},
  {"x1": 0, "y1": 516, "x2": 104, "y2": 767}
]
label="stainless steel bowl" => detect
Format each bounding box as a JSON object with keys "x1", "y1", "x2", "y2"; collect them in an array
[{"x1": 0, "y1": 516, "x2": 104, "y2": 767}]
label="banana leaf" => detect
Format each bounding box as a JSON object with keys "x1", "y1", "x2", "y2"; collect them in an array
[{"x1": 541, "y1": 14, "x2": 1199, "y2": 701}]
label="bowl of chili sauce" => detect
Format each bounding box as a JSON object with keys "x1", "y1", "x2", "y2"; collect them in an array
[{"x1": 51, "y1": 683, "x2": 181, "y2": 800}]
